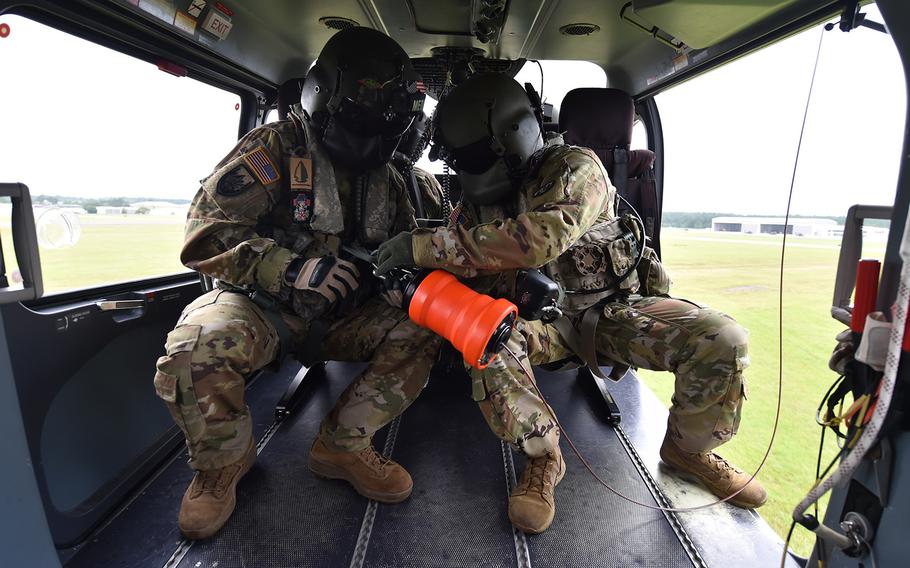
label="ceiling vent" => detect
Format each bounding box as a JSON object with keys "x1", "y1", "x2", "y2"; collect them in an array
[
  {"x1": 559, "y1": 23, "x2": 601, "y2": 36},
  {"x1": 319, "y1": 17, "x2": 359, "y2": 31}
]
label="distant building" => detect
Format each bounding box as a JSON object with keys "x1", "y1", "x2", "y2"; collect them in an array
[
  {"x1": 96, "y1": 206, "x2": 139, "y2": 215},
  {"x1": 711, "y1": 216, "x2": 842, "y2": 238},
  {"x1": 131, "y1": 200, "x2": 187, "y2": 216}
]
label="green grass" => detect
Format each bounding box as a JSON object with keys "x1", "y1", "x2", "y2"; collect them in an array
[
  {"x1": 1, "y1": 215, "x2": 186, "y2": 293},
  {"x1": 637, "y1": 228, "x2": 886, "y2": 557}
]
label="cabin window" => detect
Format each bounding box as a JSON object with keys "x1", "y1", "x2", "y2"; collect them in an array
[
  {"x1": 414, "y1": 60, "x2": 606, "y2": 175},
  {"x1": 0, "y1": 15, "x2": 242, "y2": 295},
  {"x1": 631, "y1": 119, "x2": 648, "y2": 150},
  {"x1": 639, "y1": 4, "x2": 904, "y2": 556},
  {"x1": 264, "y1": 107, "x2": 280, "y2": 124}
]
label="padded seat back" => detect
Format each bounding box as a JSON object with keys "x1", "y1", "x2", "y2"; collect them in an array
[{"x1": 559, "y1": 88, "x2": 662, "y2": 255}]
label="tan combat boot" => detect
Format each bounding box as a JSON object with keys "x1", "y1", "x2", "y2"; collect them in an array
[
  {"x1": 508, "y1": 449, "x2": 566, "y2": 534},
  {"x1": 308, "y1": 437, "x2": 413, "y2": 503},
  {"x1": 178, "y1": 441, "x2": 256, "y2": 540},
  {"x1": 659, "y1": 435, "x2": 767, "y2": 509}
]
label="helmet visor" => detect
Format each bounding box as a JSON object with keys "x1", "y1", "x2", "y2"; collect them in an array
[
  {"x1": 448, "y1": 137, "x2": 500, "y2": 175},
  {"x1": 332, "y1": 75, "x2": 425, "y2": 138}
]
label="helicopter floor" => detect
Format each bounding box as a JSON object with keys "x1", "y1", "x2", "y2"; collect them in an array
[{"x1": 66, "y1": 358, "x2": 792, "y2": 568}]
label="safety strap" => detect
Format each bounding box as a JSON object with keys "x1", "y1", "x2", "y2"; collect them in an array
[
  {"x1": 249, "y1": 288, "x2": 294, "y2": 366},
  {"x1": 405, "y1": 167, "x2": 427, "y2": 221},
  {"x1": 297, "y1": 319, "x2": 328, "y2": 367},
  {"x1": 553, "y1": 304, "x2": 631, "y2": 382},
  {"x1": 612, "y1": 147, "x2": 629, "y2": 201},
  {"x1": 639, "y1": 167, "x2": 660, "y2": 255}
]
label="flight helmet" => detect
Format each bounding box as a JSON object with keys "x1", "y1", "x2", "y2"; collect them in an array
[
  {"x1": 432, "y1": 73, "x2": 544, "y2": 205},
  {"x1": 301, "y1": 27, "x2": 426, "y2": 171}
]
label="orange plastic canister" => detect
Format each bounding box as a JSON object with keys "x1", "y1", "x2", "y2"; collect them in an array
[{"x1": 407, "y1": 270, "x2": 518, "y2": 369}]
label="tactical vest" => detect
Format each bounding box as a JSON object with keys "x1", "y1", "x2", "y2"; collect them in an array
[
  {"x1": 278, "y1": 110, "x2": 395, "y2": 249},
  {"x1": 544, "y1": 214, "x2": 645, "y2": 314},
  {"x1": 256, "y1": 112, "x2": 398, "y2": 256}
]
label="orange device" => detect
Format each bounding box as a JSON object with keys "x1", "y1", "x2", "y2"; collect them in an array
[{"x1": 403, "y1": 270, "x2": 517, "y2": 369}]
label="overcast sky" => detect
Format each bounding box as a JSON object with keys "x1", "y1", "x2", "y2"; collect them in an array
[{"x1": 1, "y1": 4, "x2": 905, "y2": 218}]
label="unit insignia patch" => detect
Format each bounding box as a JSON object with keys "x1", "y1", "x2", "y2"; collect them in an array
[
  {"x1": 292, "y1": 191, "x2": 314, "y2": 224},
  {"x1": 216, "y1": 165, "x2": 256, "y2": 196}
]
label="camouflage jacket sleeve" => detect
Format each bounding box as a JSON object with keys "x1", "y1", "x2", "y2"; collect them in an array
[
  {"x1": 411, "y1": 147, "x2": 611, "y2": 278},
  {"x1": 412, "y1": 167, "x2": 445, "y2": 220},
  {"x1": 389, "y1": 166, "x2": 420, "y2": 234},
  {"x1": 181, "y1": 126, "x2": 294, "y2": 294}
]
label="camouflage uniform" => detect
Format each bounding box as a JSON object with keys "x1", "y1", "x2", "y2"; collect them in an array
[
  {"x1": 154, "y1": 113, "x2": 443, "y2": 471},
  {"x1": 411, "y1": 145, "x2": 749, "y2": 456}
]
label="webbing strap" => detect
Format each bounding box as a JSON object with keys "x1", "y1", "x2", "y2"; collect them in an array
[
  {"x1": 405, "y1": 167, "x2": 426, "y2": 220},
  {"x1": 553, "y1": 307, "x2": 630, "y2": 381},
  {"x1": 249, "y1": 289, "x2": 294, "y2": 366},
  {"x1": 553, "y1": 310, "x2": 607, "y2": 380},
  {"x1": 612, "y1": 147, "x2": 629, "y2": 201}
]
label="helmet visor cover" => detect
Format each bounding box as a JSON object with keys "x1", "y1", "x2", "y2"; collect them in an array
[
  {"x1": 302, "y1": 27, "x2": 425, "y2": 137},
  {"x1": 434, "y1": 73, "x2": 544, "y2": 202},
  {"x1": 331, "y1": 72, "x2": 425, "y2": 138}
]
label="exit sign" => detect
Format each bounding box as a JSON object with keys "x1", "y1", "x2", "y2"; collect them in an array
[{"x1": 201, "y1": 8, "x2": 232, "y2": 40}]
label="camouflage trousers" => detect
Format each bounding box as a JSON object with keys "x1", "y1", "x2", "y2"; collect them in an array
[
  {"x1": 470, "y1": 295, "x2": 749, "y2": 457},
  {"x1": 153, "y1": 289, "x2": 440, "y2": 471}
]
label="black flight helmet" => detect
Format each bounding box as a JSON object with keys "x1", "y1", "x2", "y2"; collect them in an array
[
  {"x1": 301, "y1": 27, "x2": 426, "y2": 171},
  {"x1": 433, "y1": 73, "x2": 543, "y2": 205}
]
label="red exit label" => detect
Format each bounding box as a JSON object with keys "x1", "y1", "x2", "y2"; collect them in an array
[{"x1": 201, "y1": 9, "x2": 232, "y2": 40}]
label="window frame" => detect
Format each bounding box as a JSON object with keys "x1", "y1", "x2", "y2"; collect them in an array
[{"x1": 1, "y1": 5, "x2": 276, "y2": 306}]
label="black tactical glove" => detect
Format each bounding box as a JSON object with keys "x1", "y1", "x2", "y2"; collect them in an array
[
  {"x1": 285, "y1": 255, "x2": 360, "y2": 305},
  {"x1": 829, "y1": 328, "x2": 855, "y2": 375},
  {"x1": 374, "y1": 231, "x2": 415, "y2": 276}
]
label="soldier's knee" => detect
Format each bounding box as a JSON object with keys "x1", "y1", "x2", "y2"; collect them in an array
[
  {"x1": 716, "y1": 320, "x2": 749, "y2": 355},
  {"x1": 691, "y1": 316, "x2": 749, "y2": 375},
  {"x1": 154, "y1": 324, "x2": 207, "y2": 442}
]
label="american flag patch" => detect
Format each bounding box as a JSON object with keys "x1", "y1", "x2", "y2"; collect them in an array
[
  {"x1": 448, "y1": 203, "x2": 465, "y2": 226},
  {"x1": 415, "y1": 80, "x2": 426, "y2": 93},
  {"x1": 243, "y1": 146, "x2": 280, "y2": 185}
]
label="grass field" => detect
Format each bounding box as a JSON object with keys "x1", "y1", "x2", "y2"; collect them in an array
[
  {"x1": 1, "y1": 216, "x2": 885, "y2": 556},
  {"x1": 637, "y1": 228, "x2": 887, "y2": 557},
  {"x1": 1, "y1": 215, "x2": 187, "y2": 292}
]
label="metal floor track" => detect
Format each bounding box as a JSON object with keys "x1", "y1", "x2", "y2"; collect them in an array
[
  {"x1": 172, "y1": 363, "x2": 694, "y2": 568},
  {"x1": 66, "y1": 361, "x2": 707, "y2": 568}
]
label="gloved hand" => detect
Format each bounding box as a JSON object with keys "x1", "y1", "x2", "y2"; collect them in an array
[
  {"x1": 285, "y1": 256, "x2": 360, "y2": 305},
  {"x1": 374, "y1": 231, "x2": 415, "y2": 276},
  {"x1": 829, "y1": 328, "x2": 854, "y2": 375},
  {"x1": 378, "y1": 270, "x2": 408, "y2": 309}
]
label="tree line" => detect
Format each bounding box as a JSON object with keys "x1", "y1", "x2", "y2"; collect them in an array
[{"x1": 662, "y1": 211, "x2": 890, "y2": 229}]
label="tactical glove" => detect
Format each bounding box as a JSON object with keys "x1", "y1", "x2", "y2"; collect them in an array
[
  {"x1": 829, "y1": 328, "x2": 854, "y2": 375},
  {"x1": 285, "y1": 256, "x2": 360, "y2": 305},
  {"x1": 374, "y1": 231, "x2": 415, "y2": 276}
]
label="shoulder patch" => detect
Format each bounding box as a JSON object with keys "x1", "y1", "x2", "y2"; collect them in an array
[
  {"x1": 217, "y1": 165, "x2": 256, "y2": 196},
  {"x1": 243, "y1": 146, "x2": 281, "y2": 185},
  {"x1": 290, "y1": 156, "x2": 313, "y2": 190}
]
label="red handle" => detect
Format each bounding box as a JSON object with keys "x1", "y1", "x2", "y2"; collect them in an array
[{"x1": 852, "y1": 259, "x2": 881, "y2": 333}]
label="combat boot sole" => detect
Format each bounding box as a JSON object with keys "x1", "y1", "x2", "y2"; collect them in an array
[
  {"x1": 179, "y1": 442, "x2": 257, "y2": 540},
  {"x1": 308, "y1": 454, "x2": 412, "y2": 504}
]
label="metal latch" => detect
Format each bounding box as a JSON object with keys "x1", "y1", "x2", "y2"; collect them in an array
[{"x1": 96, "y1": 299, "x2": 145, "y2": 311}]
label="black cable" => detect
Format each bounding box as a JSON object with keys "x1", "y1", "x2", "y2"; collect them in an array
[
  {"x1": 780, "y1": 519, "x2": 799, "y2": 568},
  {"x1": 532, "y1": 59, "x2": 544, "y2": 104},
  {"x1": 814, "y1": 417, "x2": 827, "y2": 565}
]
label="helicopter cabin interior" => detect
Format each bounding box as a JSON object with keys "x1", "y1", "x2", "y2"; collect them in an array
[{"x1": 1, "y1": 1, "x2": 909, "y2": 567}]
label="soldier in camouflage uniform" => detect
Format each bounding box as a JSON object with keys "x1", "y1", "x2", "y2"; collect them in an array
[
  {"x1": 154, "y1": 27, "x2": 444, "y2": 540},
  {"x1": 376, "y1": 73, "x2": 766, "y2": 534}
]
